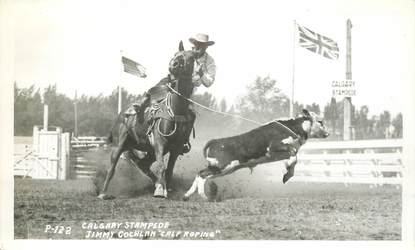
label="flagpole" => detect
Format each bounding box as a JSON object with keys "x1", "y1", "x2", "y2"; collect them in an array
[
  {"x1": 290, "y1": 20, "x2": 297, "y2": 118},
  {"x1": 118, "y1": 50, "x2": 123, "y2": 114},
  {"x1": 343, "y1": 19, "x2": 353, "y2": 140},
  {"x1": 74, "y1": 90, "x2": 78, "y2": 138}
]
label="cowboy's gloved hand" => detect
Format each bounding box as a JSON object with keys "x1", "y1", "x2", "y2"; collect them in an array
[
  {"x1": 192, "y1": 74, "x2": 201, "y2": 86},
  {"x1": 197, "y1": 67, "x2": 203, "y2": 77}
]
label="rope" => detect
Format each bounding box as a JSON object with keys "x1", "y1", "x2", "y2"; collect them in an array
[
  {"x1": 165, "y1": 93, "x2": 174, "y2": 118},
  {"x1": 165, "y1": 84, "x2": 299, "y2": 138},
  {"x1": 156, "y1": 118, "x2": 177, "y2": 137},
  {"x1": 166, "y1": 84, "x2": 261, "y2": 125}
]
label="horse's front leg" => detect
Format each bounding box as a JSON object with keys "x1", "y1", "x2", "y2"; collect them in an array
[
  {"x1": 165, "y1": 152, "x2": 179, "y2": 192},
  {"x1": 152, "y1": 135, "x2": 168, "y2": 198},
  {"x1": 98, "y1": 132, "x2": 128, "y2": 200}
]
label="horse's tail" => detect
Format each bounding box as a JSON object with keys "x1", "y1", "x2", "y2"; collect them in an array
[{"x1": 202, "y1": 139, "x2": 216, "y2": 158}]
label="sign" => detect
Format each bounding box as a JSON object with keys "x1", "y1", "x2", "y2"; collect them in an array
[{"x1": 331, "y1": 80, "x2": 357, "y2": 97}]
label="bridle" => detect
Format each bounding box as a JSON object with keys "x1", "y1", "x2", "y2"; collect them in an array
[{"x1": 168, "y1": 52, "x2": 194, "y2": 93}]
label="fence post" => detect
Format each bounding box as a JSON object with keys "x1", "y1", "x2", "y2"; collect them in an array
[
  {"x1": 33, "y1": 126, "x2": 39, "y2": 155},
  {"x1": 60, "y1": 132, "x2": 71, "y2": 180}
]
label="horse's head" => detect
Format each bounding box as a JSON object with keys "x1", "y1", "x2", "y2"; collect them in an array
[{"x1": 168, "y1": 41, "x2": 195, "y2": 80}]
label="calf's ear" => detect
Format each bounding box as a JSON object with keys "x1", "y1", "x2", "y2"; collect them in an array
[
  {"x1": 179, "y1": 41, "x2": 184, "y2": 51},
  {"x1": 302, "y1": 109, "x2": 311, "y2": 117}
]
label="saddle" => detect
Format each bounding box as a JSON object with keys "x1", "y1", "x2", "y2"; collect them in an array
[
  {"x1": 126, "y1": 90, "x2": 194, "y2": 141},
  {"x1": 144, "y1": 92, "x2": 195, "y2": 134},
  {"x1": 147, "y1": 84, "x2": 170, "y2": 103}
]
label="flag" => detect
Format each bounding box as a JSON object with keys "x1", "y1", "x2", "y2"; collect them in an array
[
  {"x1": 122, "y1": 56, "x2": 147, "y2": 78},
  {"x1": 298, "y1": 24, "x2": 339, "y2": 60}
]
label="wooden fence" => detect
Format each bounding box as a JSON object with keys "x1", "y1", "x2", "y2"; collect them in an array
[
  {"x1": 71, "y1": 136, "x2": 107, "y2": 149},
  {"x1": 289, "y1": 139, "x2": 403, "y2": 185},
  {"x1": 70, "y1": 150, "x2": 100, "y2": 179},
  {"x1": 14, "y1": 126, "x2": 70, "y2": 180},
  {"x1": 70, "y1": 137, "x2": 107, "y2": 178}
]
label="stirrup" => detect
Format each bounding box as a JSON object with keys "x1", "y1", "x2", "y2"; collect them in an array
[{"x1": 183, "y1": 142, "x2": 191, "y2": 154}]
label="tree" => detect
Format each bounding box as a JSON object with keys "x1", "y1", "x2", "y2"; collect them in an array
[
  {"x1": 192, "y1": 92, "x2": 216, "y2": 110},
  {"x1": 392, "y1": 113, "x2": 402, "y2": 138},
  {"x1": 354, "y1": 105, "x2": 372, "y2": 139},
  {"x1": 43, "y1": 85, "x2": 75, "y2": 132},
  {"x1": 219, "y1": 98, "x2": 227, "y2": 113},
  {"x1": 237, "y1": 76, "x2": 289, "y2": 122},
  {"x1": 305, "y1": 103, "x2": 320, "y2": 114},
  {"x1": 323, "y1": 98, "x2": 340, "y2": 138},
  {"x1": 293, "y1": 102, "x2": 305, "y2": 116},
  {"x1": 14, "y1": 83, "x2": 43, "y2": 135},
  {"x1": 376, "y1": 111, "x2": 391, "y2": 138}
]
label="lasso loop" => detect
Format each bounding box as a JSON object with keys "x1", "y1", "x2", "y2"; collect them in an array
[
  {"x1": 157, "y1": 118, "x2": 177, "y2": 137},
  {"x1": 165, "y1": 93, "x2": 174, "y2": 118}
]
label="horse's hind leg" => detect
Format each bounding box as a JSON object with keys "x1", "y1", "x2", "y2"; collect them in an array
[{"x1": 128, "y1": 150, "x2": 157, "y2": 183}]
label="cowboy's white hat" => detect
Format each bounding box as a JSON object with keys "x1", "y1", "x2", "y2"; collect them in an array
[{"x1": 189, "y1": 33, "x2": 215, "y2": 46}]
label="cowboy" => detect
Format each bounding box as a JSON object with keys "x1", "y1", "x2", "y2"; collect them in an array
[
  {"x1": 182, "y1": 33, "x2": 216, "y2": 152},
  {"x1": 189, "y1": 33, "x2": 216, "y2": 89},
  {"x1": 127, "y1": 33, "x2": 216, "y2": 153}
]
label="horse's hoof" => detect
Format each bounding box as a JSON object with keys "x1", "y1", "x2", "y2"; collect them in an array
[
  {"x1": 182, "y1": 142, "x2": 191, "y2": 154},
  {"x1": 282, "y1": 174, "x2": 291, "y2": 184},
  {"x1": 154, "y1": 194, "x2": 167, "y2": 199},
  {"x1": 200, "y1": 193, "x2": 209, "y2": 201},
  {"x1": 153, "y1": 184, "x2": 167, "y2": 198},
  {"x1": 98, "y1": 193, "x2": 115, "y2": 200}
]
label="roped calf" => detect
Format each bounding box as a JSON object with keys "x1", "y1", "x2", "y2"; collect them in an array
[{"x1": 183, "y1": 109, "x2": 329, "y2": 201}]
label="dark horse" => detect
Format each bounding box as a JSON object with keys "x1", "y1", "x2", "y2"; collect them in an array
[{"x1": 98, "y1": 41, "x2": 196, "y2": 199}]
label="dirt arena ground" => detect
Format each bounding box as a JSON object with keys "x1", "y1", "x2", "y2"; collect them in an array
[{"x1": 14, "y1": 142, "x2": 402, "y2": 240}]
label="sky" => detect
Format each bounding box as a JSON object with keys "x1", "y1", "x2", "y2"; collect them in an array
[{"x1": 11, "y1": 0, "x2": 415, "y2": 117}]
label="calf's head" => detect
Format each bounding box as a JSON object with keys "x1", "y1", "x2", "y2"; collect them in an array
[{"x1": 301, "y1": 109, "x2": 329, "y2": 138}]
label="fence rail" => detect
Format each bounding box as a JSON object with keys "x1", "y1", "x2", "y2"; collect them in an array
[
  {"x1": 300, "y1": 138, "x2": 402, "y2": 150},
  {"x1": 289, "y1": 139, "x2": 404, "y2": 185},
  {"x1": 71, "y1": 136, "x2": 106, "y2": 149}
]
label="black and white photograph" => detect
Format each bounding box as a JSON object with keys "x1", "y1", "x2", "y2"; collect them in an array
[{"x1": 1, "y1": 0, "x2": 414, "y2": 249}]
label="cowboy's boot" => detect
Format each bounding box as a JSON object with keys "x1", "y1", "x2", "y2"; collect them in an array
[{"x1": 182, "y1": 110, "x2": 196, "y2": 154}]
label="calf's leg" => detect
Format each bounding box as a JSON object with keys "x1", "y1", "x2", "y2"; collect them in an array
[
  {"x1": 267, "y1": 141, "x2": 299, "y2": 184},
  {"x1": 183, "y1": 157, "x2": 267, "y2": 201},
  {"x1": 184, "y1": 144, "x2": 299, "y2": 201},
  {"x1": 183, "y1": 165, "x2": 222, "y2": 201},
  {"x1": 240, "y1": 149, "x2": 297, "y2": 184},
  {"x1": 283, "y1": 155, "x2": 297, "y2": 183}
]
